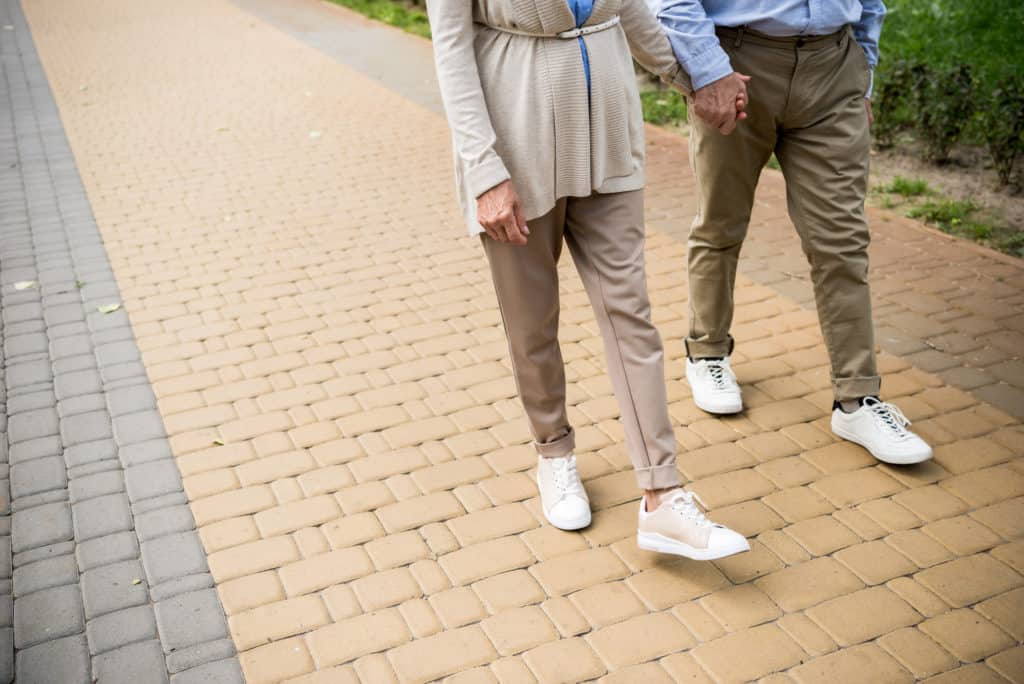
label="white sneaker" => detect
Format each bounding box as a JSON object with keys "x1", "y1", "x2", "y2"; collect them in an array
[
  {"x1": 536, "y1": 455, "x2": 591, "y2": 530},
  {"x1": 637, "y1": 489, "x2": 749, "y2": 560},
  {"x1": 686, "y1": 357, "x2": 743, "y2": 414},
  {"x1": 832, "y1": 397, "x2": 933, "y2": 465}
]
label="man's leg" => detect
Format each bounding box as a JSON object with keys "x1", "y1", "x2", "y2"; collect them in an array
[
  {"x1": 685, "y1": 35, "x2": 781, "y2": 359},
  {"x1": 775, "y1": 30, "x2": 931, "y2": 464},
  {"x1": 774, "y1": 31, "x2": 879, "y2": 401},
  {"x1": 481, "y1": 201, "x2": 575, "y2": 457}
]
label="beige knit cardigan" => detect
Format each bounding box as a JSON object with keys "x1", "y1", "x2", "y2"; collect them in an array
[{"x1": 426, "y1": 0, "x2": 693, "y2": 235}]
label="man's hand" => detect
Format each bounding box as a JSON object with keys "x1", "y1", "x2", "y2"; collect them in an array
[
  {"x1": 477, "y1": 180, "x2": 529, "y2": 245},
  {"x1": 865, "y1": 99, "x2": 874, "y2": 128},
  {"x1": 693, "y1": 72, "x2": 752, "y2": 135}
]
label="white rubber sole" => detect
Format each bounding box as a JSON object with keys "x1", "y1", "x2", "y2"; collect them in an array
[
  {"x1": 637, "y1": 531, "x2": 750, "y2": 561},
  {"x1": 832, "y1": 423, "x2": 933, "y2": 465},
  {"x1": 691, "y1": 393, "x2": 743, "y2": 415},
  {"x1": 546, "y1": 511, "x2": 592, "y2": 531}
]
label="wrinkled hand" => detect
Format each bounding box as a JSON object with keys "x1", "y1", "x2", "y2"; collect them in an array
[
  {"x1": 865, "y1": 98, "x2": 874, "y2": 128},
  {"x1": 693, "y1": 71, "x2": 752, "y2": 135},
  {"x1": 477, "y1": 180, "x2": 529, "y2": 245}
]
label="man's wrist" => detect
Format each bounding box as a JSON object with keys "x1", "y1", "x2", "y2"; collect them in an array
[{"x1": 689, "y1": 49, "x2": 734, "y2": 91}]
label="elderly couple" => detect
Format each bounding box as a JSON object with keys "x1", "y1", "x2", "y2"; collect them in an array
[{"x1": 428, "y1": 0, "x2": 931, "y2": 560}]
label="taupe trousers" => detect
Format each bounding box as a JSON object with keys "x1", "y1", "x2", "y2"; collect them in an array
[
  {"x1": 482, "y1": 190, "x2": 680, "y2": 491},
  {"x1": 687, "y1": 25, "x2": 881, "y2": 401}
]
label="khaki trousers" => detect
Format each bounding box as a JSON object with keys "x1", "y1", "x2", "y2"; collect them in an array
[
  {"x1": 482, "y1": 190, "x2": 680, "y2": 491},
  {"x1": 687, "y1": 26, "x2": 881, "y2": 401}
]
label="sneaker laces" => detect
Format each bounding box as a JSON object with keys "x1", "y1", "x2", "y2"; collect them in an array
[
  {"x1": 667, "y1": 490, "x2": 714, "y2": 529},
  {"x1": 697, "y1": 360, "x2": 736, "y2": 392},
  {"x1": 551, "y1": 456, "x2": 582, "y2": 495},
  {"x1": 863, "y1": 397, "x2": 914, "y2": 440}
]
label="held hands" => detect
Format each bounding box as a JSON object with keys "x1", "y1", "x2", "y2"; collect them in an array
[
  {"x1": 477, "y1": 180, "x2": 530, "y2": 245},
  {"x1": 692, "y1": 71, "x2": 752, "y2": 135}
]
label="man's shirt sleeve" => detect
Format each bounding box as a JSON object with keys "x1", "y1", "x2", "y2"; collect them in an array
[
  {"x1": 650, "y1": 0, "x2": 732, "y2": 90},
  {"x1": 853, "y1": 0, "x2": 886, "y2": 98}
]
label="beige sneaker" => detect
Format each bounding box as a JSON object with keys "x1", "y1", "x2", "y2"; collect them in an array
[
  {"x1": 536, "y1": 455, "x2": 591, "y2": 531},
  {"x1": 637, "y1": 489, "x2": 749, "y2": 560}
]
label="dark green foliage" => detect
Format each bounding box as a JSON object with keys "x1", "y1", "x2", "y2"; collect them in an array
[
  {"x1": 873, "y1": 60, "x2": 914, "y2": 148},
  {"x1": 875, "y1": 0, "x2": 1023, "y2": 176},
  {"x1": 913, "y1": 64, "x2": 974, "y2": 163},
  {"x1": 984, "y1": 76, "x2": 1024, "y2": 186}
]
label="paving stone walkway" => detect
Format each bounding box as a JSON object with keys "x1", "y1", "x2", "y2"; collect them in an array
[
  {"x1": 0, "y1": 0, "x2": 241, "y2": 680},
  {"x1": 3, "y1": 0, "x2": 1023, "y2": 682}
]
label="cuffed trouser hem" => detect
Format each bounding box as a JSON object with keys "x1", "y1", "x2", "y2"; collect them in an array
[
  {"x1": 633, "y1": 462, "x2": 682, "y2": 491},
  {"x1": 833, "y1": 376, "x2": 882, "y2": 402},
  {"x1": 685, "y1": 336, "x2": 735, "y2": 360},
  {"x1": 535, "y1": 427, "x2": 576, "y2": 459}
]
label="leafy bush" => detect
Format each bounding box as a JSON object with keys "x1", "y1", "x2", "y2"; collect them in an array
[
  {"x1": 913, "y1": 64, "x2": 974, "y2": 163},
  {"x1": 876, "y1": 0, "x2": 1023, "y2": 173},
  {"x1": 873, "y1": 60, "x2": 914, "y2": 148},
  {"x1": 984, "y1": 76, "x2": 1024, "y2": 186},
  {"x1": 639, "y1": 88, "x2": 688, "y2": 126}
]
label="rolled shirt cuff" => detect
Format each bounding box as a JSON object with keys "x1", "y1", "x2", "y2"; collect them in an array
[
  {"x1": 686, "y1": 46, "x2": 734, "y2": 91},
  {"x1": 466, "y1": 154, "x2": 511, "y2": 199}
]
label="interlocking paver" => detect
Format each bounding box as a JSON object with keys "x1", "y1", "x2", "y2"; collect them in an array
[{"x1": 9, "y1": 0, "x2": 1022, "y2": 681}]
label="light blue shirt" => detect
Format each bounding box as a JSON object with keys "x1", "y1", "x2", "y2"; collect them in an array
[
  {"x1": 652, "y1": 0, "x2": 886, "y2": 97},
  {"x1": 568, "y1": 0, "x2": 594, "y2": 94}
]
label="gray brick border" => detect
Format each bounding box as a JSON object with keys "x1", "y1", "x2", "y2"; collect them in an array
[{"x1": 0, "y1": 1, "x2": 243, "y2": 681}]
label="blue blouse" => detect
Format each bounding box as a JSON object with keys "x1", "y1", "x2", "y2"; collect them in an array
[{"x1": 567, "y1": 0, "x2": 594, "y2": 93}]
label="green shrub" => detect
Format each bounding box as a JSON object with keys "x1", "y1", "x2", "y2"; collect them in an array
[
  {"x1": 873, "y1": 60, "x2": 914, "y2": 148},
  {"x1": 913, "y1": 64, "x2": 974, "y2": 163},
  {"x1": 984, "y1": 76, "x2": 1024, "y2": 186},
  {"x1": 639, "y1": 89, "x2": 688, "y2": 126}
]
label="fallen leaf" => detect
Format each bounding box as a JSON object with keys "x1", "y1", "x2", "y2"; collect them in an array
[
  {"x1": 14, "y1": 280, "x2": 36, "y2": 290},
  {"x1": 97, "y1": 303, "x2": 121, "y2": 314},
  {"x1": 131, "y1": 579, "x2": 142, "y2": 585},
  {"x1": 213, "y1": 439, "x2": 225, "y2": 446},
  {"x1": 76, "y1": 280, "x2": 85, "y2": 289}
]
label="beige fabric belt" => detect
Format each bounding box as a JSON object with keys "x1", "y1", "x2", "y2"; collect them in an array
[{"x1": 486, "y1": 15, "x2": 621, "y2": 40}]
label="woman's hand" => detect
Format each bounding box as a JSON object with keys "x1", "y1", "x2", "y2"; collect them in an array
[{"x1": 477, "y1": 180, "x2": 530, "y2": 245}]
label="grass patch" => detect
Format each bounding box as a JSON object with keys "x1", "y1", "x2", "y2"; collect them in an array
[
  {"x1": 904, "y1": 198, "x2": 1021, "y2": 257},
  {"x1": 639, "y1": 88, "x2": 687, "y2": 126},
  {"x1": 765, "y1": 155, "x2": 781, "y2": 171},
  {"x1": 907, "y1": 198, "x2": 977, "y2": 230},
  {"x1": 327, "y1": 0, "x2": 431, "y2": 38},
  {"x1": 884, "y1": 176, "x2": 930, "y2": 197}
]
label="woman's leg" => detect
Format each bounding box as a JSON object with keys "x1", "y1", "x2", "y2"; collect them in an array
[
  {"x1": 480, "y1": 200, "x2": 575, "y2": 458},
  {"x1": 563, "y1": 190, "x2": 680, "y2": 493}
]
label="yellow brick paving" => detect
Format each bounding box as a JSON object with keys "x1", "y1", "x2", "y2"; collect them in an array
[{"x1": 23, "y1": 0, "x2": 1024, "y2": 682}]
